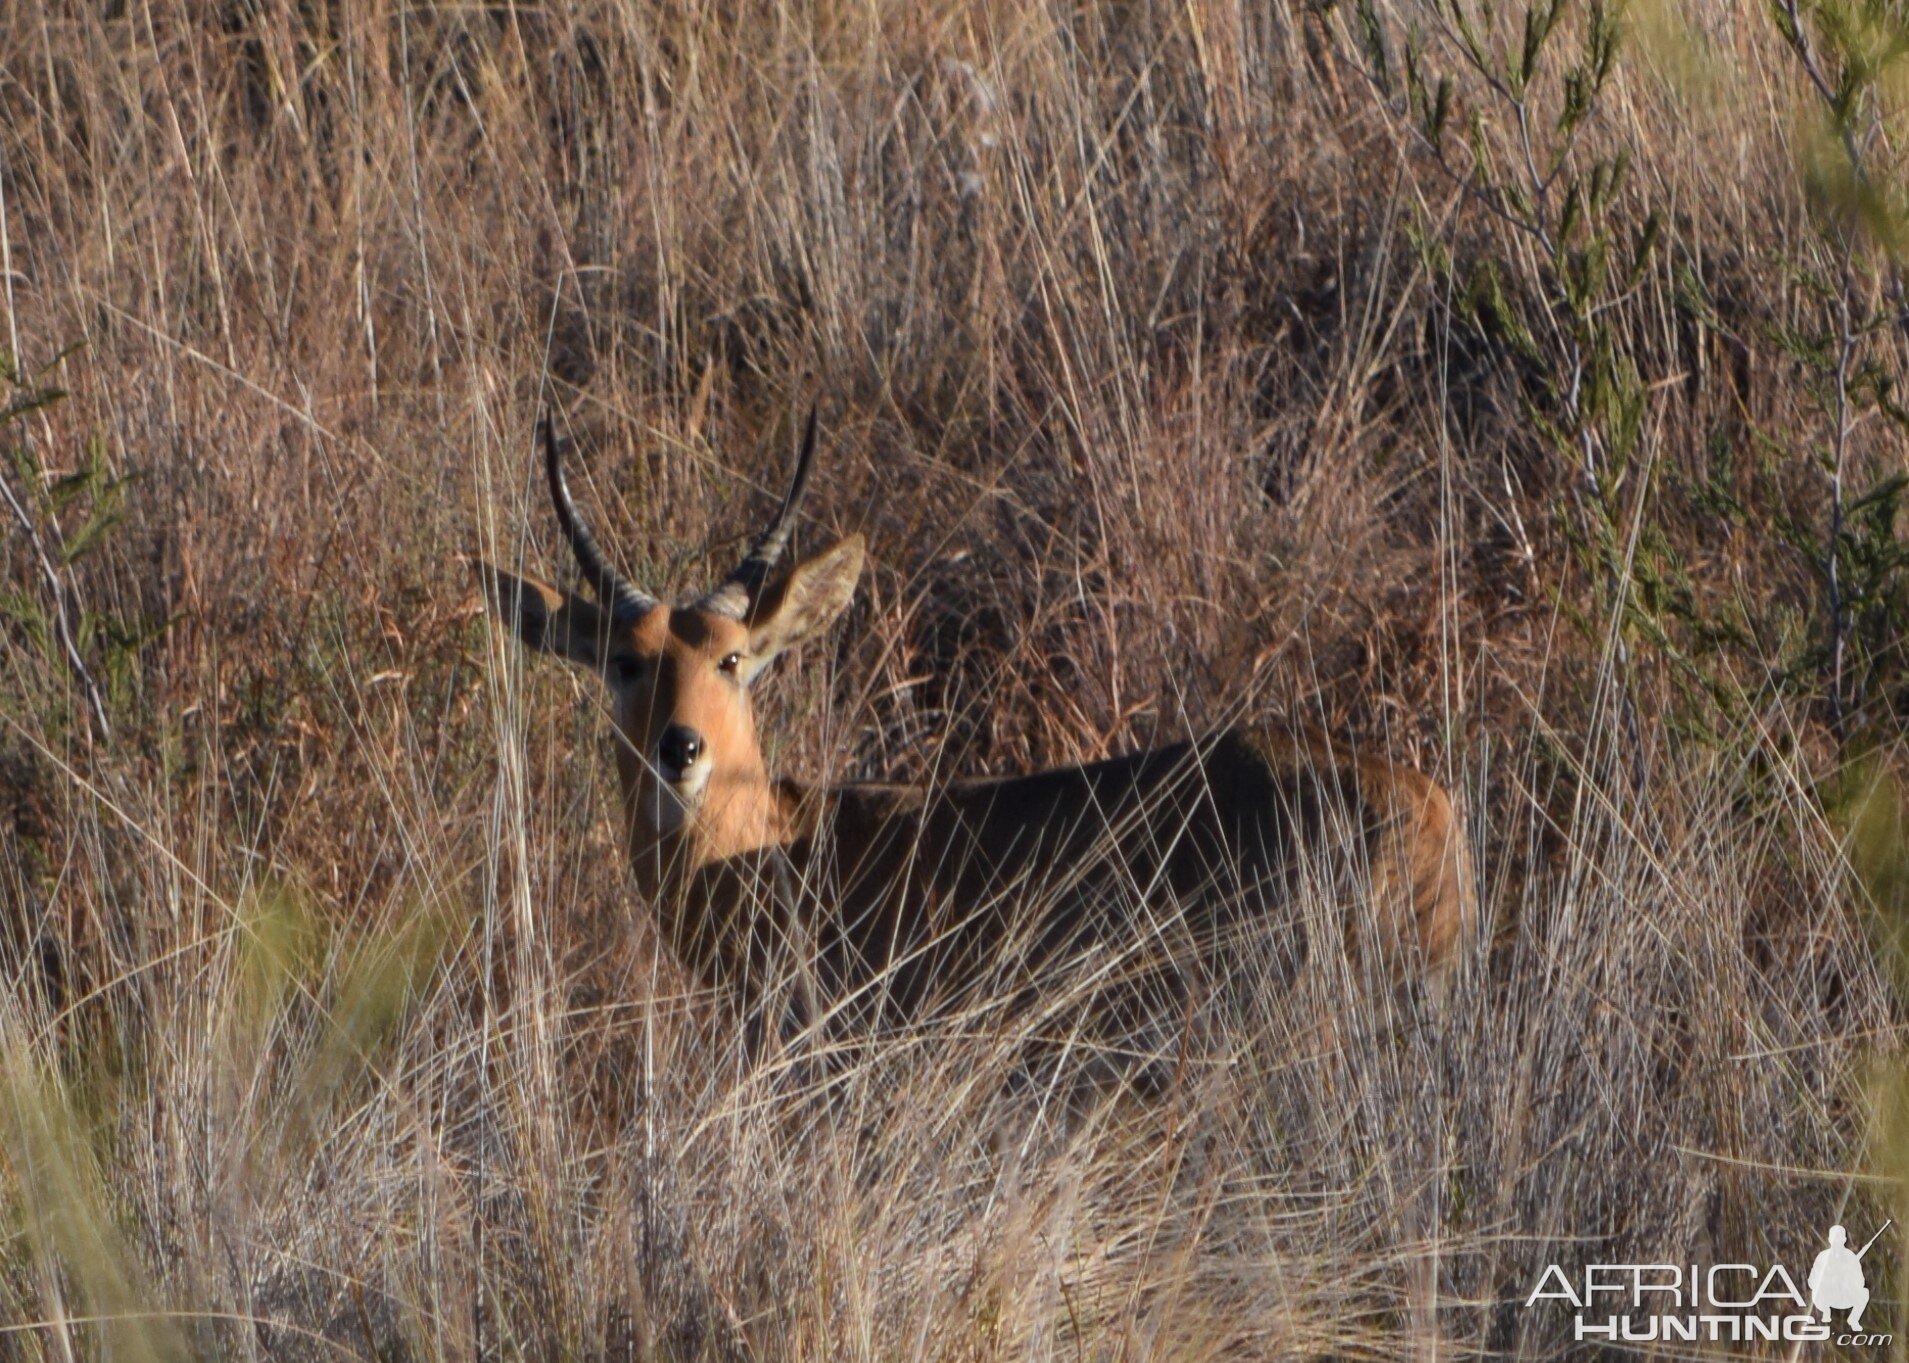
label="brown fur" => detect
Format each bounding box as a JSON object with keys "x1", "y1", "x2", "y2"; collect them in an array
[{"x1": 482, "y1": 538, "x2": 1475, "y2": 1029}]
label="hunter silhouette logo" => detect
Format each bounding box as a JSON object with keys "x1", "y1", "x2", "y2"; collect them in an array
[
  {"x1": 1526, "y1": 1220, "x2": 1895, "y2": 1345},
  {"x1": 1810, "y1": 1222, "x2": 1890, "y2": 1332}
]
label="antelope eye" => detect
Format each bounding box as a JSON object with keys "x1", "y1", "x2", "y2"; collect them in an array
[
  {"x1": 718, "y1": 652, "x2": 743, "y2": 675},
  {"x1": 608, "y1": 656, "x2": 644, "y2": 685}
]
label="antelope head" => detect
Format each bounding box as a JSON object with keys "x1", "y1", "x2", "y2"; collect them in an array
[{"x1": 481, "y1": 413, "x2": 865, "y2": 876}]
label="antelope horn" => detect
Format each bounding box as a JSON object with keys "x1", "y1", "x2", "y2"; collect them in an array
[
  {"x1": 543, "y1": 417, "x2": 655, "y2": 620},
  {"x1": 701, "y1": 407, "x2": 819, "y2": 619}
]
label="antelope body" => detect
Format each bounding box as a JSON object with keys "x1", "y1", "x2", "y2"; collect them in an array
[{"x1": 482, "y1": 417, "x2": 1473, "y2": 1030}]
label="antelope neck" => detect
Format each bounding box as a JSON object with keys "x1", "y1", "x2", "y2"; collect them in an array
[{"x1": 614, "y1": 753, "x2": 799, "y2": 898}]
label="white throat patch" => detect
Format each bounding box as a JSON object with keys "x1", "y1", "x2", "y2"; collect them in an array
[{"x1": 643, "y1": 764, "x2": 709, "y2": 834}]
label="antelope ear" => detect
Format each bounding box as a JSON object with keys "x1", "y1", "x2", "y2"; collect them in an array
[
  {"x1": 477, "y1": 561, "x2": 612, "y2": 669},
  {"x1": 741, "y1": 535, "x2": 865, "y2": 680}
]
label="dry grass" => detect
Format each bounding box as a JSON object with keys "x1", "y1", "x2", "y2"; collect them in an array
[{"x1": 0, "y1": 0, "x2": 1903, "y2": 1357}]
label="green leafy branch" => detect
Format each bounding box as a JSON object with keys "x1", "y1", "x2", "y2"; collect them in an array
[
  {"x1": 1353, "y1": 0, "x2": 1661, "y2": 784},
  {"x1": 1769, "y1": 0, "x2": 1909, "y2": 740},
  {"x1": 0, "y1": 352, "x2": 132, "y2": 742}
]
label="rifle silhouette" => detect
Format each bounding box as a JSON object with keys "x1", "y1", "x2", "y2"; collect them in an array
[{"x1": 1858, "y1": 1221, "x2": 1893, "y2": 1259}]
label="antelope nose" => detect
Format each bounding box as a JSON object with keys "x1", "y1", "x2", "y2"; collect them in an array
[{"x1": 657, "y1": 724, "x2": 704, "y2": 776}]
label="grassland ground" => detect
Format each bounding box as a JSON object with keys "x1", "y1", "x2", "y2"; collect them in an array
[{"x1": 0, "y1": 0, "x2": 1905, "y2": 1357}]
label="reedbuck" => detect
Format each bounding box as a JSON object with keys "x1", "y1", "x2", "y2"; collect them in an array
[{"x1": 483, "y1": 415, "x2": 1473, "y2": 1035}]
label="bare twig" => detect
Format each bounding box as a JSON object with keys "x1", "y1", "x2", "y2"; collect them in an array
[
  {"x1": 1828, "y1": 257, "x2": 1856, "y2": 739},
  {"x1": 1776, "y1": 0, "x2": 1866, "y2": 177}
]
